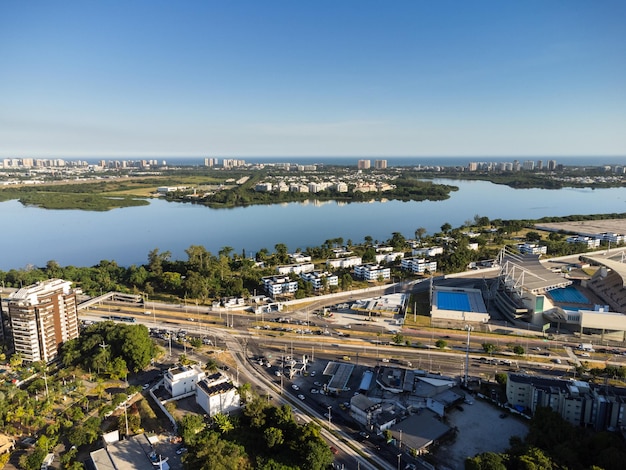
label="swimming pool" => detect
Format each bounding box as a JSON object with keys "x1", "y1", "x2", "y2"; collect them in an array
[
  {"x1": 437, "y1": 291, "x2": 471, "y2": 311},
  {"x1": 549, "y1": 286, "x2": 590, "y2": 304}
]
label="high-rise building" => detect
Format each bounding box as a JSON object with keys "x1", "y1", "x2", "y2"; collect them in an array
[
  {"x1": 374, "y1": 159, "x2": 387, "y2": 169},
  {"x1": 547, "y1": 160, "x2": 557, "y2": 171},
  {"x1": 357, "y1": 159, "x2": 371, "y2": 169},
  {"x1": 6, "y1": 279, "x2": 80, "y2": 363}
]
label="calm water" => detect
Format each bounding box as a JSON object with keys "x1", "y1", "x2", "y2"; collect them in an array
[{"x1": 1, "y1": 179, "x2": 625, "y2": 270}]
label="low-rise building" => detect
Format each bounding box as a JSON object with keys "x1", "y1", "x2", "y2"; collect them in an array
[
  {"x1": 374, "y1": 252, "x2": 404, "y2": 264},
  {"x1": 518, "y1": 243, "x2": 548, "y2": 255},
  {"x1": 164, "y1": 365, "x2": 206, "y2": 399},
  {"x1": 412, "y1": 246, "x2": 444, "y2": 257},
  {"x1": 196, "y1": 372, "x2": 241, "y2": 416},
  {"x1": 300, "y1": 271, "x2": 338, "y2": 290},
  {"x1": 262, "y1": 276, "x2": 299, "y2": 297},
  {"x1": 327, "y1": 256, "x2": 362, "y2": 269},
  {"x1": 276, "y1": 263, "x2": 315, "y2": 275},
  {"x1": 354, "y1": 264, "x2": 391, "y2": 281},
  {"x1": 566, "y1": 236, "x2": 601, "y2": 248},
  {"x1": 401, "y1": 257, "x2": 437, "y2": 274}
]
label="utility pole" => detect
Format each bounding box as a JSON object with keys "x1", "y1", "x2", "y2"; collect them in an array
[{"x1": 464, "y1": 325, "x2": 473, "y2": 387}]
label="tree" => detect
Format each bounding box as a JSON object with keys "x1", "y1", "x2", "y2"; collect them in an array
[
  {"x1": 264, "y1": 427, "x2": 284, "y2": 448},
  {"x1": 435, "y1": 339, "x2": 447, "y2": 349},
  {"x1": 465, "y1": 452, "x2": 507, "y2": 470},
  {"x1": 513, "y1": 345, "x2": 525, "y2": 356},
  {"x1": 414, "y1": 227, "x2": 427, "y2": 243},
  {"x1": 482, "y1": 343, "x2": 496, "y2": 355},
  {"x1": 213, "y1": 413, "x2": 234, "y2": 434},
  {"x1": 441, "y1": 222, "x2": 452, "y2": 234}
]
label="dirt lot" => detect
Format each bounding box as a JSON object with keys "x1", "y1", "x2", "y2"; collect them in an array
[
  {"x1": 434, "y1": 399, "x2": 529, "y2": 470},
  {"x1": 534, "y1": 219, "x2": 626, "y2": 236}
]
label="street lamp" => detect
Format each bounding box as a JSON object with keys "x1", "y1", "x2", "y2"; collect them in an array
[
  {"x1": 464, "y1": 325, "x2": 473, "y2": 387},
  {"x1": 327, "y1": 406, "x2": 332, "y2": 430},
  {"x1": 397, "y1": 453, "x2": 401, "y2": 470}
]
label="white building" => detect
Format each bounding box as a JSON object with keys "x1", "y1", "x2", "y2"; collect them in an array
[
  {"x1": 288, "y1": 253, "x2": 312, "y2": 263},
  {"x1": 354, "y1": 264, "x2": 391, "y2": 281},
  {"x1": 335, "y1": 182, "x2": 348, "y2": 193},
  {"x1": 276, "y1": 263, "x2": 315, "y2": 275},
  {"x1": 254, "y1": 182, "x2": 272, "y2": 192},
  {"x1": 401, "y1": 258, "x2": 437, "y2": 274},
  {"x1": 300, "y1": 271, "x2": 339, "y2": 290},
  {"x1": 566, "y1": 236, "x2": 601, "y2": 248},
  {"x1": 375, "y1": 252, "x2": 404, "y2": 264},
  {"x1": 412, "y1": 246, "x2": 443, "y2": 257},
  {"x1": 196, "y1": 373, "x2": 241, "y2": 417},
  {"x1": 518, "y1": 243, "x2": 547, "y2": 255},
  {"x1": 164, "y1": 365, "x2": 206, "y2": 398},
  {"x1": 327, "y1": 256, "x2": 363, "y2": 269},
  {"x1": 262, "y1": 276, "x2": 299, "y2": 297}
]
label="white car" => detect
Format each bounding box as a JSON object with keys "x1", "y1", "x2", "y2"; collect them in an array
[
  {"x1": 298, "y1": 394, "x2": 305, "y2": 400},
  {"x1": 291, "y1": 384, "x2": 299, "y2": 391}
]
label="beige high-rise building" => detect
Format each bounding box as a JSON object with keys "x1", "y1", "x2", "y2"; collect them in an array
[
  {"x1": 6, "y1": 279, "x2": 80, "y2": 363},
  {"x1": 374, "y1": 160, "x2": 387, "y2": 169},
  {"x1": 357, "y1": 159, "x2": 371, "y2": 169}
]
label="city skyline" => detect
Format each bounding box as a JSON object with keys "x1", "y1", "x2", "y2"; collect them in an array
[{"x1": 1, "y1": 1, "x2": 625, "y2": 158}]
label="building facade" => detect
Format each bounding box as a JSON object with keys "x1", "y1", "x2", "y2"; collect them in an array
[{"x1": 6, "y1": 279, "x2": 80, "y2": 362}]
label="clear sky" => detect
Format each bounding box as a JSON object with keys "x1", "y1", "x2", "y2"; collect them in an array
[{"x1": 1, "y1": 1, "x2": 625, "y2": 158}]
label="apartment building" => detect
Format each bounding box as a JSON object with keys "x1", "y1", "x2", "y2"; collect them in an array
[
  {"x1": 300, "y1": 271, "x2": 339, "y2": 290},
  {"x1": 374, "y1": 160, "x2": 387, "y2": 169},
  {"x1": 262, "y1": 276, "x2": 299, "y2": 297},
  {"x1": 506, "y1": 373, "x2": 626, "y2": 431},
  {"x1": 401, "y1": 258, "x2": 437, "y2": 274},
  {"x1": 518, "y1": 243, "x2": 548, "y2": 255},
  {"x1": 327, "y1": 256, "x2": 363, "y2": 269},
  {"x1": 6, "y1": 279, "x2": 80, "y2": 362},
  {"x1": 357, "y1": 159, "x2": 371, "y2": 170},
  {"x1": 354, "y1": 264, "x2": 391, "y2": 281}
]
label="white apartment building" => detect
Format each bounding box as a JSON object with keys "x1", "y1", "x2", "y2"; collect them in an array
[
  {"x1": 196, "y1": 372, "x2": 241, "y2": 417},
  {"x1": 327, "y1": 256, "x2": 363, "y2": 269},
  {"x1": 335, "y1": 182, "x2": 348, "y2": 192},
  {"x1": 401, "y1": 258, "x2": 437, "y2": 274},
  {"x1": 374, "y1": 252, "x2": 404, "y2": 264},
  {"x1": 164, "y1": 365, "x2": 206, "y2": 398},
  {"x1": 288, "y1": 253, "x2": 312, "y2": 263},
  {"x1": 566, "y1": 236, "x2": 601, "y2": 248},
  {"x1": 262, "y1": 276, "x2": 299, "y2": 297},
  {"x1": 354, "y1": 264, "x2": 391, "y2": 281},
  {"x1": 412, "y1": 246, "x2": 444, "y2": 257},
  {"x1": 6, "y1": 279, "x2": 80, "y2": 363},
  {"x1": 518, "y1": 243, "x2": 548, "y2": 255},
  {"x1": 300, "y1": 271, "x2": 339, "y2": 290},
  {"x1": 276, "y1": 263, "x2": 315, "y2": 275}
]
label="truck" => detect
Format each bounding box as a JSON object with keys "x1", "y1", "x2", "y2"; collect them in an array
[{"x1": 578, "y1": 343, "x2": 595, "y2": 352}]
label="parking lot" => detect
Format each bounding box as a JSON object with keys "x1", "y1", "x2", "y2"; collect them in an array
[{"x1": 435, "y1": 399, "x2": 529, "y2": 470}]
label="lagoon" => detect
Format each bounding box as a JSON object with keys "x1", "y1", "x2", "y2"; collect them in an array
[{"x1": 1, "y1": 179, "x2": 625, "y2": 270}]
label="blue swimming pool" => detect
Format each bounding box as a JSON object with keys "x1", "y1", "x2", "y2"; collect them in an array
[
  {"x1": 549, "y1": 286, "x2": 590, "y2": 304},
  {"x1": 437, "y1": 291, "x2": 471, "y2": 311}
]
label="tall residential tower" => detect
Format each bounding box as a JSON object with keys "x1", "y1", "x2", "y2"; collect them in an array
[{"x1": 6, "y1": 279, "x2": 80, "y2": 362}]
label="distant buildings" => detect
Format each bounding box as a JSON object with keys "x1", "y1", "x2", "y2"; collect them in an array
[
  {"x1": 4, "y1": 279, "x2": 80, "y2": 362},
  {"x1": 357, "y1": 159, "x2": 371, "y2": 170},
  {"x1": 374, "y1": 159, "x2": 387, "y2": 169},
  {"x1": 506, "y1": 373, "x2": 626, "y2": 431}
]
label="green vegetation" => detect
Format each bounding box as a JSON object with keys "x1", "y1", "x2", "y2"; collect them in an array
[
  {"x1": 60, "y1": 321, "x2": 156, "y2": 374},
  {"x1": 179, "y1": 392, "x2": 333, "y2": 470}
]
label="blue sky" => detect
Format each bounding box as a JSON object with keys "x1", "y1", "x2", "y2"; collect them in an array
[{"x1": 1, "y1": 1, "x2": 625, "y2": 158}]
